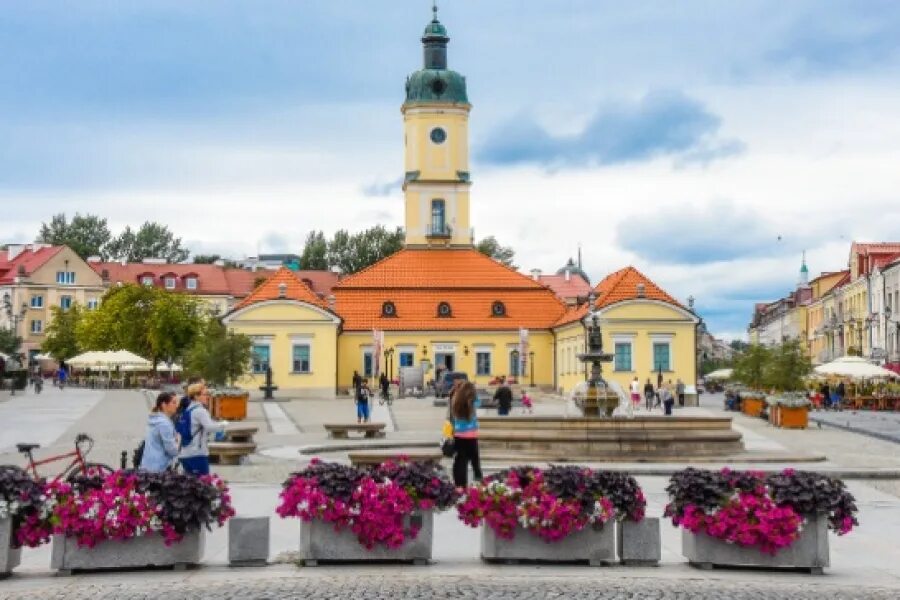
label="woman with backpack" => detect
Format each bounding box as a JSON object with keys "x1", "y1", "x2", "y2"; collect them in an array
[
  {"x1": 450, "y1": 381, "x2": 483, "y2": 487},
  {"x1": 178, "y1": 383, "x2": 228, "y2": 476},
  {"x1": 139, "y1": 391, "x2": 181, "y2": 472}
]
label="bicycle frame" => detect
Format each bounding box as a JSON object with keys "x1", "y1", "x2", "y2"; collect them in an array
[{"x1": 22, "y1": 438, "x2": 90, "y2": 481}]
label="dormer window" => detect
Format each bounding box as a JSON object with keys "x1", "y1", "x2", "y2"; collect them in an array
[
  {"x1": 382, "y1": 301, "x2": 397, "y2": 317},
  {"x1": 491, "y1": 301, "x2": 506, "y2": 317},
  {"x1": 185, "y1": 277, "x2": 198, "y2": 290},
  {"x1": 164, "y1": 276, "x2": 176, "y2": 290},
  {"x1": 141, "y1": 275, "x2": 154, "y2": 287},
  {"x1": 437, "y1": 302, "x2": 452, "y2": 317}
]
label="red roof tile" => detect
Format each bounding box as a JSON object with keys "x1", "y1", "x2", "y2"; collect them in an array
[
  {"x1": 538, "y1": 273, "x2": 591, "y2": 300},
  {"x1": 232, "y1": 267, "x2": 331, "y2": 312},
  {"x1": 0, "y1": 245, "x2": 65, "y2": 284},
  {"x1": 91, "y1": 262, "x2": 271, "y2": 297}
]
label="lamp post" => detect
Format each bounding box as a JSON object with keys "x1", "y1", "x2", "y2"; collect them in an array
[{"x1": 529, "y1": 350, "x2": 534, "y2": 387}]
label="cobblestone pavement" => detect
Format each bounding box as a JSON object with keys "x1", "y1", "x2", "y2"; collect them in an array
[
  {"x1": 809, "y1": 409, "x2": 900, "y2": 444},
  {"x1": 3, "y1": 573, "x2": 898, "y2": 600}
]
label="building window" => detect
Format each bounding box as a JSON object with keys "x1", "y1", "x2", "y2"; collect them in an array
[
  {"x1": 60, "y1": 296, "x2": 73, "y2": 310},
  {"x1": 437, "y1": 302, "x2": 452, "y2": 317},
  {"x1": 652, "y1": 342, "x2": 671, "y2": 372},
  {"x1": 251, "y1": 345, "x2": 270, "y2": 374},
  {"x1": 30, "y1": 295, "x2": 43, "y2": 308},
  {"x1": 141, "y1": 276, "x2": 154, "y2": 286},
  {"x1": 399, "y1": 352, "x2": 414, "y2": 368},
  {"x1": 491, "y1": 301, "x2": 506, "y2": 317},
  {"x1": 476, "y1": 351, "x2": 492, "y2": 376},
  {"x1": 363, "y1": 351, "x2": 374, "y2": 377},
  {"x1": 509, "y1": 350, "x2": 521, "y2": 377},
  {"x1": 430, "y1": 199, "x2": 446, "y2": 235},
  {"x1": 292, "y1": 344, "x2": 311, "y2": 373},
  {"x1": 164, "y1": 277, "x2": 176, "y2": 290},
  {"x1": 56, "y1": 271, "x2": 76, "y2": 285},
  {"x1": 614, "y1": 342, "x2": 632, "y2": 372},
  {"x1": 87, "y1": 298, "x2": 99, "y2": 310},
  {"x1": 186, "y1": 277, "x2": 198, "y2": 290},
  {"x1": 382, "y1": 301, "x2": 397, "y2": 317},
  {"x1": 30, "y1": 320, "x2": 43, "y2": 334}
]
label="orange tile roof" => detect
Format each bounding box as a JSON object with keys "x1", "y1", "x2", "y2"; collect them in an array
[
  {"x1": 332, "y1": 248, "x2": 566, "y2": 331},
  {"x1": 232, "y1": 267, "x2": 331, "y2": 312},
  {"x1": 0, "y1": 245, "x2": 65, "y2": 284},
  {"x1": 554, "y1": 266, "x2": 685, "y2": 327}
]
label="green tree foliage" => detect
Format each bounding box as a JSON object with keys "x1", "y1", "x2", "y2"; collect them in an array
[
  {"x1": 105, "y1": 222, "x2": 190, "y2": 263},
  {"x1": 729, "y1": 339, "x2": 750, "y2": 353},
  {"x1": 476, "y1": 236, "x2": 517, "y2": 268},
  {"x1": 0, "y1": 327, "x2": 22, "y2": 357},
  {"x1": 732, "y1": 344, "x2": 771, "y2": 390},
  {"x1": 192, "y1": 254, "x2": 221, "y2": 264},
  {"x1": 185, "y1": 319, "x2": 252, "y2": 387},
  {"x1": 764, "y1": 338, "x2": 812, "y2": 392},
  {"x1": 41, "y1": 304, "x2": 83, "y2": 361},
  {"x1": 77, "y1": 285, "x2": 203, "y2": 366},
  {"x1": 36, "y1": 213, "x2": 112, "y2": 259},
  {"x1": 327, "y1": 225, "x2": 404, "y2": 274},
  {"x1": 300, "y1": 230, "x2": 329, "y2": 270}
]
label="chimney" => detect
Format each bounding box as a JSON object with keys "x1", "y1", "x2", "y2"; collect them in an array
[
  {"x1": 86, "y1": 256, "x2": 102, "y2": 263},
  {"x1": 277, "y1": 282, "x2": 288, "y2": 298},
  {"x1": 214, "y1": 259, "x2": 225, "y2": 267},
  {"x1": 530, "y1": 268, "x2": 542, "y2": 281},
  {"x1": 6, "y1": 244, "x2": 25, "y2": 260},
  {"x1": 17, "y1": 265, "x2": 27, "y2": 277},
  {"x1": 636, "y1": 283, "x2": 646, "y2": 298},
  {"x1": 142, "y1": 257, "x2": 166, "y2": 265},
  {"x1": 327, "y1": 294, "x2": 337, "y2": 310},
  {"x1": 101, "y1": 269, "x2": 110, "y2": 282}
]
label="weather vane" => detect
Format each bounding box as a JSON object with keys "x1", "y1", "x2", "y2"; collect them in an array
[{"x1": 432, "y1": 1, "x2": 438, "y2": 20}]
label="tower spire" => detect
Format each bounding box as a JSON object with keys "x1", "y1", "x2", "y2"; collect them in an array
[{"x1": 799, "y1": 250, "x2": 809, "y2": 287}]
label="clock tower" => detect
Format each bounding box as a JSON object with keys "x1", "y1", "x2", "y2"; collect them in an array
[{"x1": 402, "y1": 4, "x2": 472, "y2": 248}]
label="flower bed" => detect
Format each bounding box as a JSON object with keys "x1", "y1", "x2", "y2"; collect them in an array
[
  {"x1": 457, "y1": 466, "x2": 646, "y2": 564},
  {"x1": 277, "y1": 458, "x2": 458, "y2": 564},
  {"x1": 665, "y1": 468, "x2": 858, "y2": 572},
  {"x1": 0, "y1": 466, "x2": 46, "y2": 576}
]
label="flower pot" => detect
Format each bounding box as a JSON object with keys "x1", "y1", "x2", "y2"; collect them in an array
[
  {"x1": 1, "y1": 518, "x2": 22, "y2": 578},
  {"x1": 50, "y1": 530, "x2": 205, "y2": 574},
  {"x1": 681, "y1": 513, "x2": 829, "y2": 574},
  {"x1": 742, "y1": 397, "x2": 764, "y2": 418},
  {"x1": 617, "y1": 518, "x2": 660, "y2": 566},
  {"x1": 778, "y1": 405, "x2": 808, "y2": 429},
  {"x1": 211, "y1": 392, "x2": 249, "y2": 421},
  {"x1": 480, "y1": 521, "x2": 618, "y2": 566},
  {"x1": 298, "y1": 511, "x2": 432, "y2": 565}
]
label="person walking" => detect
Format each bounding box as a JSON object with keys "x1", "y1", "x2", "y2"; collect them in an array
[
  {"x1": 178, "y1": 376, "x2": 204, "y2": 414},
  {"x1": 352, "y1": 370, "x2": 362, "y2": 396},
  {"x1": 629, "y1": 376, "x2": 641, "y2": 410},
  {"x1": 494, "y1": 382, "x2": 513, "y2": 416},
  {"x1": 140, "y1": 391, "x2": 181, "y2": 472},
  {"x1": 57, "y1": 365, "x2": 68, "y2": 390},
  {"x1": 820, "y1": 382, "x2": 831, "y2": 410},
  {"x1": 835, "y1": 380, "x2": 846, "y2": 410},
  {"x1": 676, "y1": 379, "x2": 686, "y2": 408},
  {"x1": 643, "y1": 378, "x2": 655, "y2": 410},
  {"x1": 451, "y1": 381, "x2": 482, "y2": 487},
  {"x1": 661, "y1": 383, "x2": 675, "y2": 416},
  {"x1": 178, "y1": 383, "x2": 228, "y2": 476},
  {"x1": 379, "y1": 372, "x2": 390, "y2": 402},
  {"x1": 356, "y1": 378, "x2": 371, "y2": 423},
  {"x1": 521, "y1": 390, "x2": 533, "y2": 414}
]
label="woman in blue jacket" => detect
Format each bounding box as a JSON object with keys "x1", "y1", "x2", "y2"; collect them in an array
[{"x1": 140, "y1": 391, "x2": 180, "y2": 472}]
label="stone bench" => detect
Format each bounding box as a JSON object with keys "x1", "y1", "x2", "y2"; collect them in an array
[
  {"x1": 348, "y1": 449, "x2": 443, "y2": 467},
  {"x1": 209, "y1": 441, "x2": 257, "y2": 465},
  {"x1": 323, "y1": 423, "x2": 387, "y2": 439}
]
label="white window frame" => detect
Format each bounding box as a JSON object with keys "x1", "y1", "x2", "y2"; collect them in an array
[
  {"x1": 60, "y1": 295, "x2": 73, "y2": 310},
  {"x1": 86, "y1": 298, "x2": 99, "y2": 310},
  {"x1": 30, "y1": 319, "x2": 43, "y2": 334},
  {"x1": 251, "y1": 343, "x2": 271, "y2": 374},
  {"x1": 56, "y1": 271, "x2": 75, "y2": 285},
  {"x1": 30, "y1": 295, "x2": 43, "y2": 308},
  {"x1": 613, "y1": 341, "x2": 633, "y2": 372},
  {"x1": 649, "y1": 334, "x2": 674, "y2": 372},
  {"x1": 164, "y1": 277, "x2": 176, "y2": 290},
  {"x1": 291, "y1": 343, "x2": 312, "y2": 374},
  {"x1": 141, "y1": 276, "x2": 154, "y2": 287},
  {"x1": 185, "y1": 277, "x2": 198, "y2": 290},
  {"x1": 475, "y1": 350, "x2": 492, "y2": 376}
]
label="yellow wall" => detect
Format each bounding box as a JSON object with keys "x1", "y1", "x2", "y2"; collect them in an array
[
  {"x1": 224, "y1": 300, "x2": 339, "y2": 398},
  {"x1": 556, "y1": 321, "x2": 588, "y2": 394},
  {"x1": 841, "y1": 277, "x2": 869, "y2": 355},
  {"x1": 337, "y1": 330, "x2": 555, "y2": 391}
]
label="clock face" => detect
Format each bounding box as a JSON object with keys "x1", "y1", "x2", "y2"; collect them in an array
[{"x1": 430, "y1": 127, "x2": 447, "y2": 144}]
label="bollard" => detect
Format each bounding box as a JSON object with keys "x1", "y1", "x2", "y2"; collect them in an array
[{"x1": 229, "y1": 516, "x2": 269, "y2": 567}]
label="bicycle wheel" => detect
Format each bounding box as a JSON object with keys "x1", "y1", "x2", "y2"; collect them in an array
[{"x1": 66, "y1": 462, "x2": 115, "y2": 482}]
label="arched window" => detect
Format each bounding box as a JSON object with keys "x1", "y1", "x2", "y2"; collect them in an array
[
  {"x1": 437, "y1": 302, "x2": 452, "y2": 317},
  {"x1": 382, "y1": 301, "x2": 397, "y2": 317},
  {"x1": 430, "y1": 199, "x2": 446, "y2": 235},
  {"x1": 491, "y1": 301, "x2": 506, "y2": 317}
]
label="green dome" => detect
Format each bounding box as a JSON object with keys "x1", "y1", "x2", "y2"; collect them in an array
[
  {"x1": 423, "y1": 19, "x2": 448, "y2": 39},
  {"x1": 405, "y1": 68, "x2": 468, "y2": 104}
]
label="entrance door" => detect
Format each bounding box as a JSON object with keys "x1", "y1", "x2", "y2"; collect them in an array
[{"x1": 435, "y1": 353, "x2": 455, "y2": 372}]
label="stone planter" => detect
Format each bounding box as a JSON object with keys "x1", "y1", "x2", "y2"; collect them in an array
[
  {"x1": 298, "y1": 511, "x2": 432, "y2": 566},
  {"x1": 481, "y1": 521, "x2": 618, "y2": 566},
  {"x1": 51, "y1": 530, "x2": 205, "y2": 574},
  {"x1": 617, "y1": 518, "x2": 661, "y2": 566},
  {"x1": 1, "y1": 518, "x2": 22, "y2": 578},
  {"x1": 682, "y1": 513, "x2": 829, "y2": 574}
]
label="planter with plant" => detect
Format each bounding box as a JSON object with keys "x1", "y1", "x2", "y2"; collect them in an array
[
  {"x1": 767, "y1": 392, "x2": 811, "y2": 429},
  {"x1": 665, "y1": 467, "x2": 858, "y2": 573},
  {"x1": 457, "y1": 466, "x2": 647, "y2": 565},
  {"x1": 277, "y1": 459, "x2": 458, "y2": 565},
  {"x1": 0, "y1": 466, "x2": 46, "y2": 577},
  {"x1": 13, "y1": 470, "x2": 235, "y2": 573},
  {"x1": 185, "y1": 319, "x2": 253, "y2": 419}
]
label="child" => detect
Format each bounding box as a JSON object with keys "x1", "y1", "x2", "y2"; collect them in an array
[
  {"x1": 356, "y1": 379, "x2": 371, "y2": 423},
  {"x1": 521, "y1": 391, "x2": 533, "y2": 414}
]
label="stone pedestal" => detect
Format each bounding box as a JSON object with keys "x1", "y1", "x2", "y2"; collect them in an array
[
  {"x1": 481, "y1": 522, "x2": 618, "y2": 566},
  {"x1": 298, "y1": 511, "x2": 432, "y2": 566},
  {"x1": 1, "y1": 518, "x2": 22, "y2": 578},
  {"x1": 617, "y1": 518, "x2": 661, "y2": 565},
  {"x1": 229, "y1": 517, "x2": 269, "y2": 567},
  {"x1": 682, "y1": 514, "x2": 829, "y2": 574},
  {"x1": 51, "y1": 531, "x2": 204, "y2": 574}
]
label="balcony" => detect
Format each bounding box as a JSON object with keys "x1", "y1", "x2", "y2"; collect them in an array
[{"x1": 425, "y1": 224, "x2": 452, "y2": 239}]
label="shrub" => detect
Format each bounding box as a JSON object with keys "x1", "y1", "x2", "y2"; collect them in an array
[{"x1": 0, "y1": 466, "x2": 46, "y2": 549}]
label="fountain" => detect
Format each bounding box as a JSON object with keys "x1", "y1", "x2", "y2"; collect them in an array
[{"x1": 572, "y1": 315, "x2": 622, "y2": 417}]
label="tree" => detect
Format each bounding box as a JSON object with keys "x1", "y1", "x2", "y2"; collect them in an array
[
  {"x1": 327, "y1": 225, "x2": 404, "y2": 274},
  {"x1": 36, "y1": 213, "x2": 112, "y2": 259},
  {"x1": 732, "y1": 344, "x2": 770, "y2": 390},
  {"x1": 476, "y1": 236, "x2": 517, "y2": 268},
  {"x1": 729, "y1": 339, "x2": 750, "y2": 353},
  {"x1": 764, "y1": 339, "x2": 812, "y2": 392},
  {"x1": 300, "y1": 231, "x2": 329, "y2": 270},
  {"x1": 42, "y1": 304, "x2": 83, "y2": 361},
  {"x1": 105, "y1": 222, "x2": 190, "y2": 263},
  {"x1": 192, "y1": 254, "x2": 221, "y2": 264},
  {"x1": 0, "y1": 327, "x2": 21, "y2": 357},
  {"x1": 185, "y1": 319, "x2": 252, "y2": 387}
]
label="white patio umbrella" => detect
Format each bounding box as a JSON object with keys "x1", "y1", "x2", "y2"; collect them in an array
[
  {"x1": 705, "y1": 368, "x2": 734, "y2": 381},
  {"x1": 814, "y1": 356, "x2": 899, "y2": 379},
  {"x1": 67, "y1": 350, "x2": 152, "y2": 370}
]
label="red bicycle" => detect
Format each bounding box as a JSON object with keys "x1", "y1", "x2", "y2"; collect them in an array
[{"x1": 18, "y1": 434, "x2": 114, "y2": 482}]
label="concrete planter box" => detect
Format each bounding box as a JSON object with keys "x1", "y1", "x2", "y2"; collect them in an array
[
  {"x1": 682, "y1": 514, "x2": 829, "y2": 574},
  {"x1": 51, "y1": 530, "x2": 205, "y2": 574},
  {"x1": 1, "y1": 518, "x2": 22, "y2": 578},
  {"x1": 481, "y1": 521, "x2": 618, "y2": 566},
  {"x1": 298, "y1": 511, "x2": 432, "y2": 566},
  {"x1": 617, "y1": 518, "x2": 661, "y2": 566}
]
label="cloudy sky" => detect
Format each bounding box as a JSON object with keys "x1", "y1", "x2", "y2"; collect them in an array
[{"x1": 2, "y1": 1, "x2": 899, "y2": 339}]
